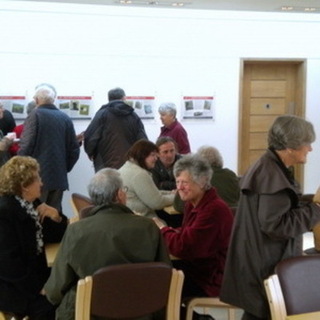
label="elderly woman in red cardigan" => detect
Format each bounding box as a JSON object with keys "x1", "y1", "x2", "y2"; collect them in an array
[{"x1": 153, "y1": 154, "x2": 234, "y2": 301}]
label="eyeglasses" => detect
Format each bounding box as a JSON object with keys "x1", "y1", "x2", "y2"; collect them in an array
[{"x1": 122, "y1": 186, "x2": 128, "y2": 193}]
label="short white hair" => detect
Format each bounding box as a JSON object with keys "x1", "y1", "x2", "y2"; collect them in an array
[
  {"x1": 158, "y1": 102, "x2": 177, "y2": 117},
  {"x1": 34, "y1": 85, "x2": 56, "y2": 104}
]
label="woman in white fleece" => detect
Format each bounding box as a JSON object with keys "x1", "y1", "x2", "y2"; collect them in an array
[{"x1": 119, "y1": 139, "x2": 175, "y2": 219}]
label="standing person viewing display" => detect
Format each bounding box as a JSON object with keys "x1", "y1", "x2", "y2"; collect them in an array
[
  {"x1": 84, "y1": 87, "x2": 148, "y2": 171},
  {"x1": 158, "y1": 102, "x2": 191, "y2": 155},
  {"x1": 18, "y1": 84, "x2": 80, "y2": 212},
  {"x1": 0, "y1": 156, "x2": 68, "y2": 320},
  {"x1": 220, "y1": 115, "x2": 320, "y2": 320}
]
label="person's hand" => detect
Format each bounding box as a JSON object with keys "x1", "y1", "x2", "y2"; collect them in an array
[
  {"x1": 5, "y1": 132, "x2": 16, "y2": 141},
  {"x1": 313, "y1": 187, "x2": 320, "y2": 204},
  {"x1": 37, "y1": 203, "x2": 62, "y2": 223},
  {"x1": 153, "y1": 217, "x2": 166, "y2": 229}
]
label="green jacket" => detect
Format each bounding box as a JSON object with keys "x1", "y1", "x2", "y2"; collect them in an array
[{"x1": 44, "y1": 203, "x2": 171, "y2": 320}]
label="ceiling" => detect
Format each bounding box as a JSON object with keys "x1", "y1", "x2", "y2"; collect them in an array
[{"x1": 16, "y1": 0, "x2": 320, "y2": 14}]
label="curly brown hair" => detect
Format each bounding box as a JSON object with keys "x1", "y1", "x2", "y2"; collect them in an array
[{"x1": 0, "y1": 156, "x2": 40, "y2": 197}]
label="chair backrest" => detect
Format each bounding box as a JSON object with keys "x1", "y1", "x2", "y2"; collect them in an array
[
  {"x1": 275, "y1": 255, "x2": 320, "y2": 315},
  {"x1": 264, "y1": 274, "x2": 287, "y2": 320},
  {"x1": 76, "y1": 262, "x2": 184, "y2": 320},
  {"x1": 70, "y1": 193, "x2": 93, "y2": 216}
]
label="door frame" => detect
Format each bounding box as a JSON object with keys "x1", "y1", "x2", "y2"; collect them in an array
[{"x1": 238, "y1": 58, "x2": 307, "y2": 189}]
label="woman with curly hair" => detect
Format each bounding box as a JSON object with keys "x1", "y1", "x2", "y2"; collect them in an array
[{"x1": 0, "y1": 156, "x2": 67, "y2": 320}]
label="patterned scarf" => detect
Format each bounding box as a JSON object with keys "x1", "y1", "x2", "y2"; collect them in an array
[{"x1": 15, "y1": 196, "x2": 44, "y2": 255}]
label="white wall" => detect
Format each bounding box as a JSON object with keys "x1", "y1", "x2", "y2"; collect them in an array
[{"x1": 1, "y1": 1, "x2": 320, "y2": 217}]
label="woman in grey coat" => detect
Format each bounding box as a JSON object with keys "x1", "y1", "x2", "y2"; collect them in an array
[{"x1": 220, "y1": 115, "x2": 320, "y2": 320}]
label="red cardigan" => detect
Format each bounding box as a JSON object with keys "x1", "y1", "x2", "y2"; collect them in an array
[
  {"x1": 159, "y1": 120, "x2": 191, "y2": 154},
  {"x1": 9, "y1": 124, "x2": 23, "y2": 156},
  {"x1": 161, "y1": 187, "x2": 234, "y2": 296}
]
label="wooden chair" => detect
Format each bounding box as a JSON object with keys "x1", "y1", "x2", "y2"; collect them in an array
[
  {"x1": 70, "y1": 193, "x2": 93, "y2": 217},
  {"x1": 75, "y1": 262, "x2": 184, "y2": 320},
  {"x1": 264, "y1": 275, "x2": 287, "y2": 320},
  {"x1": 184, "y1": 297, "x2": 239, "y2": 320},
  {"x1": 264, "y1": 255, "x2": 320, "y2": 320}
]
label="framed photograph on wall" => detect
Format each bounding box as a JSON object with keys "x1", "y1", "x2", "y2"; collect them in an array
[
  {"x1": 182, "y1": 96, "x2": 215, "y2": 119},
  {"x1": 125, "y1": 96, "x2": 156, "y2": 120},
  {"x1": 0, "y1": 95, "x2": 28, "y2": 120},
  {"x1": 56, "y1": 96, "x2": 92, "y2": 119}
]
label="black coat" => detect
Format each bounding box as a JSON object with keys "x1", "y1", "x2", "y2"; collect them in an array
[
  {"x1": 84, "y1": 100, "x2": 148, "y2": 171},
  {"x1": 0, "y1": 196, "x2": 67, "y2": 314},
  {"x1": 151, "y1": 155, "x2": 182, "y2": 191}
]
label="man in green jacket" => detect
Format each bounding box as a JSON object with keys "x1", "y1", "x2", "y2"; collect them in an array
[{"x1": 44, "y1": 168, "x2": 171, "y2": 320}]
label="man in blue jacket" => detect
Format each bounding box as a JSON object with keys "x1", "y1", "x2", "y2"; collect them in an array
[{"x1": 18, "y1": 84, "x2": 80, "y2": 212}]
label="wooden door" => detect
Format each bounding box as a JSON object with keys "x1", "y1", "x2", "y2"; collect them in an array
[{"x1": 239, "y1": 60, "x2": 306, "y2": 187}]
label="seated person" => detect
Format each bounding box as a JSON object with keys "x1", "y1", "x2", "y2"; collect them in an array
[
  {"x1": 152, "y1": 136, "x2": 183, "y2": 228},
  {"x1": 153, "y1": 154, "x2": 234, "y2": 300},
  {"x1": 119, "y1": 139, "x2": 175, "y2": 219},
  {"x1": 0, "y1": 156, "x2": 68, "y2": 320},
  {"x1": 174, "y1": 146, "x2": 240, "y2": 213},
  {"x1": 151, "y1": 136, "x2": 182, "y2": 191},
  {"x1": 44, "y1": 168, "x2": 171, "y2": 320}
]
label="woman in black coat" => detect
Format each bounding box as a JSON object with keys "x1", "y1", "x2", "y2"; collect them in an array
[{"x1": 0, "y1": 156, "x2": 68, "y2": 319}]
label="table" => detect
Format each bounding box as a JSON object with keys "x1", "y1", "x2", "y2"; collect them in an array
[
  {"x1": 286, "y1": 311, "x2": 320, "y2": 320},
  {"x1": 45, "y1": 242, "x2": 60, "y2": 267},
  {"x1": 163, "y1": 205, "x2": 181, "y2": 215}
]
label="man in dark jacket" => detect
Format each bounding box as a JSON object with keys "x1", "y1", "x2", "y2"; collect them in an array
[
  {"x1": 18, "y1": 84, "x2": 80, "y2": 212},
  {"x1": 152, "y1": 136, "x2": 182, "y2": 191},
  {"x1": 84, "y1": 87, "x2": 148, "y2": 171}
]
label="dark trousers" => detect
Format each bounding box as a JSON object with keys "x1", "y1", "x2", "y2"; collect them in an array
[
  {"x1": 40, "y1": 189, "x2": 63, "y2": 212},
  {"x1": 172, "y1": 260, "x2": 207, "y2": 298}
]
